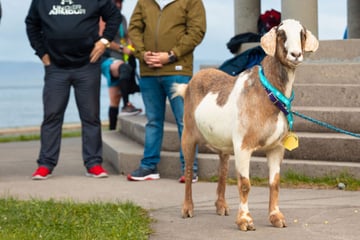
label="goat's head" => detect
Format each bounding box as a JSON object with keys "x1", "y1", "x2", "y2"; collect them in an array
[{"x1": 260, "y1": 19, "x2": 319, "y2": 68}]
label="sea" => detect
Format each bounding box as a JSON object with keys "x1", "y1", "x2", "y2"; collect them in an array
[
  {"x1": 0, "y1": 60, "x2": 220, "y2": 129},
  {"x1": 0, "y1": 61, "x2": 144, "y2": 129}
]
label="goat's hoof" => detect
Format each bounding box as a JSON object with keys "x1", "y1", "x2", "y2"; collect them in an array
[
  {"x1": 269, "y1": 212, "x2": 287, "y2": 228},
  {"x1": 236, "y1": 214, "x2": 256, "y2": 231},
  {"x1": 216, "y1": 207, "x2": 230, "y2": 216},
  {"x1": 182, "y1": 201, "x2": 194, "y2": 218},
  {"x1": 215, "y1": 201, "x2": 230, "y2": 216},
  {"x1": 181, "y1": 210, "x2": 194, "y2": 218},
  {"x1": 236, "y1": 220, "x2": 256, "y2": 231},
  {"x1": 181, "y1": 208, "x2": 194, "y2": 218}
]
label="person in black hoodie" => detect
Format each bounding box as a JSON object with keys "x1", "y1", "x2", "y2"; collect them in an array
[{"x1": 25, "y1": 0, "x2": 122, "y2": 180}]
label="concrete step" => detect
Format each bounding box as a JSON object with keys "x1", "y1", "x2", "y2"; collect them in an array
[
  {"x1": 296, "y1": 62, "x2": 360, "y2": 84},
  {"x1": 102, "y1": 131, "x2": 360, "y2": 179},
  {"x1": 117, "y1": 115, "x2": 360, "y2": 163},
  {"x1": 103, "y1": 131, "x2": 182, "y2": 178},
  {"x1": 118, "y1": 114, "x2": 181, "y2": 152},
  {"x1": 306, "y1": 39, "x2": 360, "y2": 61},
  {"x1": 293, "y1": 83, "x2": 360, "y2": 107},
  {"x1": 283, "y1": 132, "x2": 360, "y2": 163},
  {"x1": 102, "y1": 130, "x2": 144, "y2": 175}
]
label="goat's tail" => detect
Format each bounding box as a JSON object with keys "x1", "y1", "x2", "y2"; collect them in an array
[{"x1": 171, "y1": 83, "x2": 188, "y2": 99}]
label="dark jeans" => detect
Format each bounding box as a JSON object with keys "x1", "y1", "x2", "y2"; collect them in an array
[{"x1": 37, "y1": 62, "x2": 103, "y2": 171}]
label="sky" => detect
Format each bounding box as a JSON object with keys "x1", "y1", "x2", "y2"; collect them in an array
[{"x1": 0, "y1": 0, "x2": 347, "y2": 65}]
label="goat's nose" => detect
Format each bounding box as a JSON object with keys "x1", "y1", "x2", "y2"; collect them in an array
[{"x1": 290, "y1": 51, "x2": 302, "y2": 59}]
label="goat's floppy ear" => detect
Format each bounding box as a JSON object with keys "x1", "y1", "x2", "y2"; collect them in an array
[
  {"x1": 305, "y1": 30, "x2": 319, "y2": 52},
  {"x1": 260, "y1": 27, "x2": 277, "y2": 56}
]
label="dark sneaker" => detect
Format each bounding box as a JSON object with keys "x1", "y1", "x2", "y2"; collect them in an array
[
  {"x1": 178, "y1": 174, "x2": 198, "y2": 183},
  {"x1": 120, "y1": 102, "x2": 142, "y2": 116},
  {"x1": 32, "y1": 166, "x2": 52, "y2": 180},
  {"x1": 86, "y1": 165, "x2": 109, "y2": 178},
  {"x1": 127, "y1": 166, "x2": 160, "y2": 181}
]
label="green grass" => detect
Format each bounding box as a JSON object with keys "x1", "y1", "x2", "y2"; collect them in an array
[
  {"x1": 0, "y1": 125, "x2": 153, "y2": 239},
  {"x1": 0, "y1": 124, "x2": 112, "y2": 143},
  {"x1": 209, "y1": 170, "x2": 360, "y2": 191},
  {"x1": 281, "y1": 170, "x2": 360, "y2": 191},
  {"x1": 0, "y1": 198, "x2": 153, "y2": 240},
  {"x1": 0, "y1": 131, "x2": 82, "y2": 143}
]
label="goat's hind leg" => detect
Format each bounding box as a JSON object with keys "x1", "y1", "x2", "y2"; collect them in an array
[
  {"x1": 181, "y1": 130, "x2": 197, "y2": 218},
  {"x1": 215, "y1": 153, "x2": 230, "y2": 216},
  {"x1": 267, "y1": 146, "x2": 287, "y2": 228}
]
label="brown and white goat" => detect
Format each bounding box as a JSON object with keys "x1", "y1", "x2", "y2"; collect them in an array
[{"x1": 173, "y1": 19, "x2": 319, "y2": 231}]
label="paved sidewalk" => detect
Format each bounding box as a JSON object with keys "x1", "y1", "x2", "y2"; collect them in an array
[{"x1": 0, "y1": 137, "x2": 359, "y2": 240}]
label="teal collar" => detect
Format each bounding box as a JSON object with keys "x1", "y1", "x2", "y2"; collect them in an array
[{"x1": 258, "y1": 66, "x2": 295, "y2": 130}]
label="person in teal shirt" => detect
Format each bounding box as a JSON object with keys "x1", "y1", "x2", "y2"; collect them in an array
[{"x1": 100, "y1": 0, "x2": 142, "y2": 131}]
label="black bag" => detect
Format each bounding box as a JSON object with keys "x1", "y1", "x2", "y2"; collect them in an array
[
  {"x1": 118, "y1": 55, "x2": 140, "y2": 94},
  {"x1": 219, "y1": 46, "x2": 266, "y2": 76},
  {"x1": 226, "y1": 32, "x2": 261, "y2": 54}
]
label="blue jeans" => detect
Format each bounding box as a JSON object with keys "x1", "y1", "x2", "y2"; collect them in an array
[{"x1": 139, "y1": 75, "x2": 198, "y2": 174}]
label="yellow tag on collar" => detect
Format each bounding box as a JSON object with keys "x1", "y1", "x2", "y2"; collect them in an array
[{"x1": 282, "y1": 132, "x2": 299, "y2": 151}]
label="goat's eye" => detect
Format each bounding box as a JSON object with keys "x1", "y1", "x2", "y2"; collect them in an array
[
  {"x1": 277, "y1": 31, "x2": 286, "y2": 42},
  {"x1": 301, "y1": 30, "x2": 306, "y2": 41}
]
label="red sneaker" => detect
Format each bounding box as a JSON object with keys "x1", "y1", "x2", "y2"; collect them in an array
[
  {"x1": 32, "y1": 166, "x2": 52, "y2": 180},
  {"x1": 86, "y1": 165, "x2": 108, "y2": 178},
  {"x1": 178, "y1": 175, "x2": 198, "y2": 183}
]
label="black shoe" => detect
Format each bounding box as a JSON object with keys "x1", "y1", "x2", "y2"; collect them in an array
[
  {"x1": 127, "y1": 166, "x2": 160, "y2": 181},
  {"x1": 120, "y1": 102, "x2": 142, "y2": 116}
]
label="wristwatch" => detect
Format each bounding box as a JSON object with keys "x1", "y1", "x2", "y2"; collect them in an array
[
  {"x1": 168, "y1": 51, "x2": 177, "y2": 63},
  {"x1": 100, "y1": 38, "x2": 110, "y2": 48}
]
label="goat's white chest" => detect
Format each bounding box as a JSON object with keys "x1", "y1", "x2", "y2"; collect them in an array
[{"x1": 194, "y1": 92, "x2": 237, "y2": 150}]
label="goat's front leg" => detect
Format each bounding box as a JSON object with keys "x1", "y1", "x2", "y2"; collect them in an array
[
  {"x1": 215, "y1": 153, "x2": 230, "y2": 216},
  {"x1": 181, "y1": 131, "x2": 196, "y2": 218},
  {"x1": 234, "y1": 149, "x2": 255, "y2": 231},
  {"x1": 267, "y1": 146, "x2": 286, "y2": 228}
]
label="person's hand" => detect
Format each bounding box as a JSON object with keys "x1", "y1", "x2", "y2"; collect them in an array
[
  {"x1": 157, "y1": 52, "x2": 170, "y2": 65},
  {"x1": 144, "y1": 51, "x2": 162, "y2": 68},
  {"x1": 90, "y1": 40, "x2": 107, "y2": 63},
  {"x1": 42, "y1": 54, "x2": 51, "y2": 66},
  {"x1": 143, "y1": 51, "x2": 170, "y2": 68},
  {"x1": 123, "y1": 45, "x2": 133, "y2": 56}
]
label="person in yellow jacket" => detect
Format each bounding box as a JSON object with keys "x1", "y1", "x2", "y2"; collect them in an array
[{"x1": 127, "y1": 0, "x2": 206, "y2": 182}]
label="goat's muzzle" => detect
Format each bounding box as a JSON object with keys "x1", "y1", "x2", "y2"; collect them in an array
[{"x1": 288, "y1": 51, "x2": 303, "y2": 65}]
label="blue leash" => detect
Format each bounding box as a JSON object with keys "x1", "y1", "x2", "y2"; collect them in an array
[
  {"x1": 291, "y1": 110, "x2": 360, "y2": 138},
  {"x1": 258, "y1": 66, "x2": 360, "y2": 139}
]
